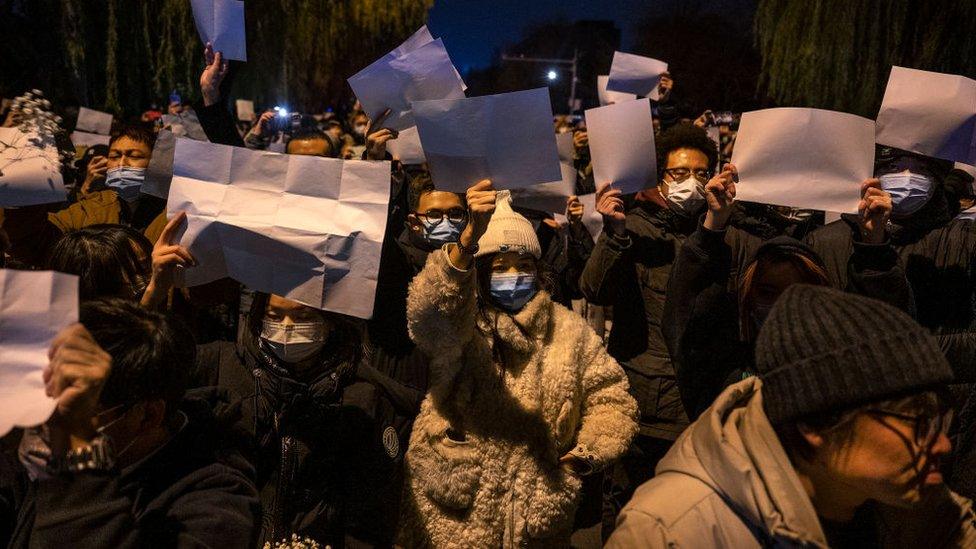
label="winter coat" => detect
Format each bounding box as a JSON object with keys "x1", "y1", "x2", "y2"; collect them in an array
[
  {"x1": 398, "y1": 249, "x2": 638, "y2": 547},
  {"x1": 664, "y1": 220, "x2": 914, "y2": 418},
  {"x1": 6, "y1": 391, "x2": 261, "y2": 548},
  {"x1": 194, "y1": 338, "x2": 404, "y2": 548},
  {"x1": 579, "y1": 203, "x2": 703, "y2": 439},
  {"x1": 537, "y1": 219, "x2": 595, "y2": 308},
  {"x1": 607, "y1": 377, "x2": 976, "y2": 548}
]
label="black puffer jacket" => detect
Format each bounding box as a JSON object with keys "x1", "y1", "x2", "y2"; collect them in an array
[{"x1": 194, "y1": 336, "x2": 404, "y2": 548}]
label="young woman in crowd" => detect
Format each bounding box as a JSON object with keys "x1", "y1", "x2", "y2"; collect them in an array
[{"x1": 397, "y1": 181, "x2": 637, "y2": 546}]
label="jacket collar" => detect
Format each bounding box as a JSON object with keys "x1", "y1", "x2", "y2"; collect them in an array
[{"x1": 477, "y1": 290, "x2": 553, "y2": 356}]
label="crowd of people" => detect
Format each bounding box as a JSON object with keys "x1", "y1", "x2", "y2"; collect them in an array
[{"x1": 1, "y1": 38, "x2": 976, "y2": 549}]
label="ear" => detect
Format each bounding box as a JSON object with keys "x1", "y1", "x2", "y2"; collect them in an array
[
  {"x1": 138, "y1": 399, "x2": 169, "y2": 431},
  {"x1": 406, "y1": 213, "x2": 422, "y2": 232},
  {"x1": 798, "y1": 423, "x2": 827, "y2": 450}
]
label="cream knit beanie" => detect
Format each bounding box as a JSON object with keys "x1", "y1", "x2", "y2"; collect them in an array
[{"x1": 474, "y1": 190, "x2": 542, "y2": 259}]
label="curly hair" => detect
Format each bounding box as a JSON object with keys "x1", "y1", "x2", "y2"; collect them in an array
[{"x1": 655, "y1": 122, "x2": 718, "y2": 180}]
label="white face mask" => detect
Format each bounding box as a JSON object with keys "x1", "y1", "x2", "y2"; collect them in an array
[
  {"x1": 260, "y1": 319, "x2": 328, "y2": 363},
  {"x1": 665, "y1": 175, "x2": 707, "y2": 216}
]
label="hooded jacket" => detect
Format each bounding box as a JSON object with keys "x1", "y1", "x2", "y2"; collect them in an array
[
  {"x1": 398, "y1": 249, "x2": 637, "y2": 547},
  {"x1": 607, "y1": 377, "x2": 976, "y2": 548}
]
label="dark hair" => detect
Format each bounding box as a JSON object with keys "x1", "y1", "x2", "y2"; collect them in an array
[
  {"x1": 81, "y1": 298, "x2": 194, "y2": 419},
  {"x1": 287, "y1": 127, "x2": 338, "y2": 158},
  {"x1": 109, "y1": 124, "x2": 156, "y2": 150},
  {"x1": 245, "y1": 292, "x2": 364, "y2": 375},
  {"x1": 46, "y1": 224, "x2": 152, "y2": 301},
  {"x1": 773, "y1": 391, "x2": 945, "y2": 463},
  {"x1": 655, "y1": 122, "x2": 719, "y2": 180},
  {"x1": 407, "y1": 171, "x2": 464, "y2": 212}
]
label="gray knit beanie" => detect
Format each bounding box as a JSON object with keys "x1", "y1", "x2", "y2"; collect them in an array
[
  {"x1": 475, "y1": 190, "x2": 542, "y2": 259},
  {"x1": 754, "y1": 284, "x2": 953, "y2": 425}
]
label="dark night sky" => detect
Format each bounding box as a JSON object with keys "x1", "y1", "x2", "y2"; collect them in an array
[{"x1": 426, "y1": 0, "x2": 754, "y2": 75}]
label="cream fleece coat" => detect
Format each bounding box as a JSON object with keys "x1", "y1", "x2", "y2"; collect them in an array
[
  {"x1": 398, "y1": 250, "x2": 638, "y2": 547},
  {"x1": 607, "y1": 377, "x2": 976, "y2": 548}
]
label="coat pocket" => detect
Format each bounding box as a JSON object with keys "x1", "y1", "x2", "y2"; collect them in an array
[{"x1": 413, "y1": 427, "x2": 483, "y2": 511}]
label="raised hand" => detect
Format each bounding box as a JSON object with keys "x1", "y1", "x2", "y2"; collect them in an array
[
  {"x1": 80, "y1": 155, "x2": 107, "y2": 196},
  {"x1": 573, "y1": 129, "x2": 589, "y2": 153},
  {"x1": 596, "y1": 182, "x2": 627, "y2": 237},
  {"x1": 45, "y1": 323, "x2": 112, "y2": 441},
  {"x1": 703, "y1": 163, "x2": 737, "y2": 231},
  {"x1": 365, "y1": 108, "x2": 398, "y2": 160},
  {"x1": 449, "y1": 179, "x2": 496, "y2": 270},
  {"x1": 201, "y1": 42, "x2": 230, "y2": 107},
  {"x1": 141, "y1": 212, "x2": 196, "y2": 309},
  {"x1": 250, "y1": 110, "x2": 276, "y2": 137},
  {"x1": 567, "y1": 195, "x2": 584, "y2": 225},
  {"x1": 858, "y1": 178, "x2": 891, "y2": 244}
]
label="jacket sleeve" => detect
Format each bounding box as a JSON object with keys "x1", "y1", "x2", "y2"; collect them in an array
[
  {"x1": 30, "y1": 465, "x2": 258, "y2": 548},
  {"x1": 560, "y1": 221, "x2": 596, "y2": 301},
  {"x1": 194, "y1": 102, "x2": 244, "y2": 148},
  {"x1": 662, "y1": 224, "x2": 740, "y2": 417},
  {"x1": 846, "y1": 239, "x2": 916, "y2": 316},
  {"x1": 2, "y1": 205, "x2": 62, "y2": 267},
  {"x1": 579, "y1": 229, "x2": 633, "y2": 305},
  {"x1": 567, "y1": 327, "x2": 638, "y2": 473},
  {"x1": 605, "y1": 508, "x2": 672, "y2": 548},
  {"x1": 406, "y1": 248, "x2": 478, "y2": 362}
]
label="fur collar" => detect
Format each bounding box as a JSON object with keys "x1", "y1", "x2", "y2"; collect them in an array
[{"x1": 477, "y1": 290, "x2": 553, "y2": 356}]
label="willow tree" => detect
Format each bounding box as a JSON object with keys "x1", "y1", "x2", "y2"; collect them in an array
[
  {"x1": 755, "y1": 0, "x2": 976, "y2": 117},
  {"x1": 0, "y1": 0, "x2": 432, "y2": 116}
]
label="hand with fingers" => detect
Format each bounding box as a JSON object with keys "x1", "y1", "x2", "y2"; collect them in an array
[
  {"x1": 658, "y1": 73, "x2": 674, "y2": 102},
  {"x1": 596, "y1": 182, "x2": 627, "y2": 237},
  {"x1": 201, "y1": 42, "x2": 230, "y2": 107},
  {"x1": 365, "y1": 108, "x2": 399, "y2": 160},
  {"x1": 703, "y1": 163, "x2": 738, "y2": 231},
  {"x1": 45, "y1": 324, "x2": 112, "y2": 443},
  {"x1": 449, "y1": 179, "x2": 496, "y2": 270},
  {"x1": 250, "y1": 110, "x2": 276, "y2": 138},
  {"x1": 81, "y1": 155, "x2": 108, "y2": 196},
  {"x1": 573, "y1": 129, "x2": 589, "y2": 153},
  {"x1": 858, "y1": 178, "x2": 891, "y2": 244},
  {"x1": 141, "y1": 212, "x2": 196, "y2": 309},
  {"x1": 567, "y1": 195, "x2": 584, "y2": 226}
]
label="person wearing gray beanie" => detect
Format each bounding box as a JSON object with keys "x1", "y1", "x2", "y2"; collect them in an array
[
  {"x1": 608, "y1": 284, "x2": 974, "y2": 548},
  {"x1": 399, "y1": 179, "x2": 637, "y2": 546}
]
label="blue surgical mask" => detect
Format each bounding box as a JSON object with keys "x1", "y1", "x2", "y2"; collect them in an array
[
  {"x1": 105, "y1": 166, "x2": 146, "y2": 203},
  {"x1": 880, "y1": 171, "x2": 933, "y2": 217},
  {"x1": 489, "y1": 272, "x2": 538, "y2": 312},
  {"x1": 421, "y1": 217, "x2": 465, "y2": 248}
]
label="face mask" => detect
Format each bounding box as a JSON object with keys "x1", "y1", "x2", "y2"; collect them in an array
[
  {"x1": 880, "y1": 171, "x2": 933, "y2": 217},
  {"x1": 105, "y1": 166, "x2": 146, "y2": 203},
  {"x1": 665, "y1": 175, "x2": 706, "y2": 216},
  {"x1": 782, "y1": 207, "x2": 814, "y2": 223},
  {"x1": 353, "y1": 124, "x2": 367, "y2": 136},
  {"x1": 489, "y1": 272, "x2": 538, "y2": 312},
  {"x1": 421, "y1": 217, "x2": 464, "y2": 248},
  {"x1": 260, "y1": 319, "x2": 327, "y2": 363}
]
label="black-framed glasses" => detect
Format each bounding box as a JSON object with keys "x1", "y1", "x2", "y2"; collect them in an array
[
  {"x1": 864, "y1": 408, "x2": 954, "y2": 448},
  {"x1": 663, "y1": 167, "x2": 713, "y2": 182},
  {"x1": 416, "y1": 208, "x2": 467, "y2": 224}
]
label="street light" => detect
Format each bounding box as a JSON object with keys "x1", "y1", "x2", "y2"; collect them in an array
[
  {"x1": 547, "y1": 70, "x2": 558, "y2": 81},
  {"x1": 501, "y1": 50, "x2": 579, "y2": 113}
]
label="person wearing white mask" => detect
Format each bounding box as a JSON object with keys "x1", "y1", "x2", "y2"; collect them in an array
[
  {"x1": 398, "y1": 181, "x2": 636, "y2": 547},
  {"x1": 192, "y1": 291, "x2": 415, "y2": 547},
  {"x1": 578, "y1": 122, "x2": 720, "y2": 534}
]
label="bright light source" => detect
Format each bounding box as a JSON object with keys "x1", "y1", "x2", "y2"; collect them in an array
[
  {"x1": 547, "y1": 70, "x2": 558, "y2": 81},
  {"x1": 275, "y1": 106, "x2": 288, "y2": 117}
]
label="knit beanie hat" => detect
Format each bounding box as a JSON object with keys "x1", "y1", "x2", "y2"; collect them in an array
[
  {"x1": 754, "y1": 284, "x2": 953, "y2": 425},
  {"x1": 475, "y1": 190, "x2": 542, "y2": 259}
]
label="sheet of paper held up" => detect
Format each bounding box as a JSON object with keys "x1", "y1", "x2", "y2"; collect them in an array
[
  {"x1": 75, "y1": 107, "x2": 113, "y2": 135},
  {"x1": 553, "y1": 193, "x2": 604, "y2": 241},
  {"x1": 235, "y1": 99, "x2": 255, "y2": 121},
  {"x1": 167, "y1": 138, "x2": 391, "y2": 319},
  {"x1": 0, "y1": 269, "x2": 79, "y2": 437},
  {"x1": 412, "y1": 88, "x2": 562, "y2": 193},
  {"x1": 585, "y1": 98, "x2": 656, "y2": 195},
  {"x1": 875, "y1": 66, "x2": 976, "y2": 166},
  {"x1": 69, "y1": 131, "x2": 110, "y2": 149},
  {"x1": 606, "y1": 52, "x2": 668, "y2": 101},
  {"x1": 511, "y1": 162, "x2": 577, "y2": 214},
  {"x1": 0, "y1": 127, "x2": 67, "y2": 207},
  {"x1": 387, "y1": 126, "x2": 426, "y2": 165},
  {"x1": 190, "y1": 0, "x2": 247, "y2": 62},
  {"x1": 597, "y1": 75, "x2": 637, "y2": 106},
  {"x1": 732, "y1": 108, "x2": 875, "y2": 213},
  {"x1": 143, "y1": 108, "x2": 210, "y2": 199},
  {"x1": 348, "y1": 26, "x2": 466, "y2": 132}
]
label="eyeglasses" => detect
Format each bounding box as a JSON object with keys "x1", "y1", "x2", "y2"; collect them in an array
[
  {"x1": 416, "y1": 208, "x2": 467, "y2": 224},
  {"x1": 864, "y1": 407, "x2": 954, "y2": 448},
  {"x1": 663, "y1": 167, "x2": 713, "y2": 182}
]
